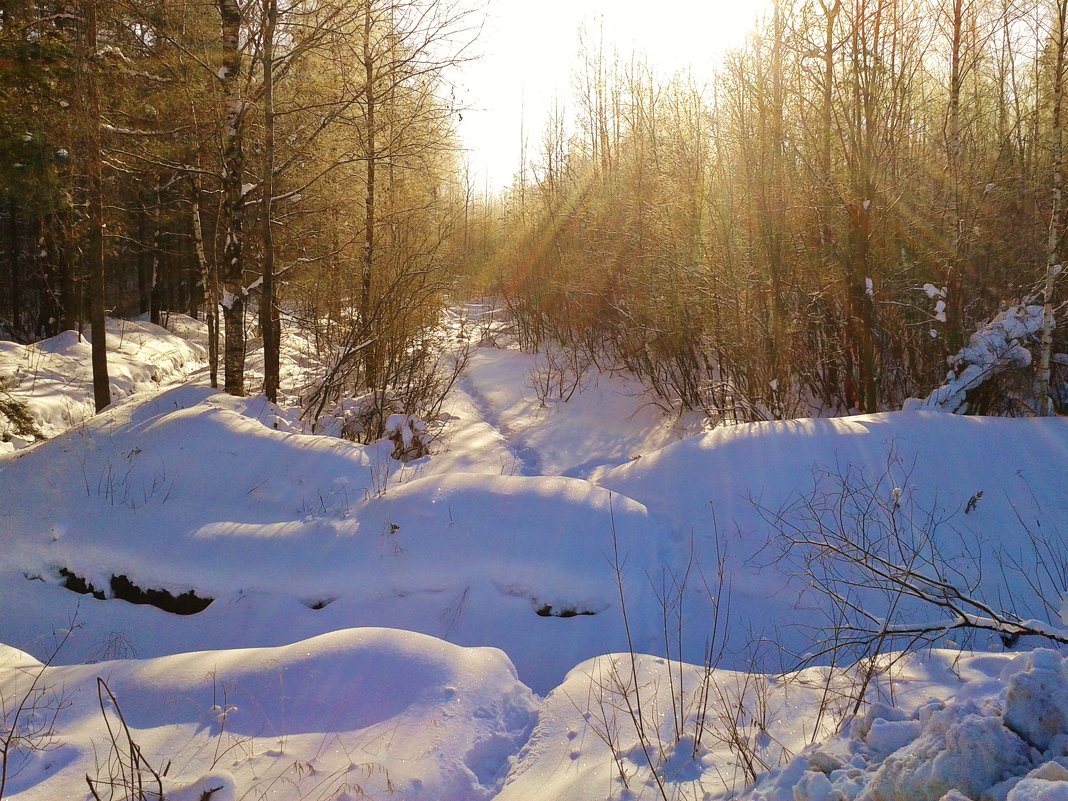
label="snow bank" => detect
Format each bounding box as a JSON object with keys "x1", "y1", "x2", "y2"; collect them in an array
[
  {"x1": 594, "y1": 412, "x2": 1068, "y2": 663},
  {"x1": 742, "y1": 649, "x2": 1068, "y2": 801},
  {"x1": 0, "y1": 316, "x2": 206, "y2": 448},
  {"x1": 0, "y1": 628, "x2": 537, "y2": 801},
  {"x1": 0, "y1": 383, "x2": 665, "y2": 694}
]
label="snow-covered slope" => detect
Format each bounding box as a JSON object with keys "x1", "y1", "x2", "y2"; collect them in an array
[
  {"x1": 0, "y1": 317, "x2": 206, "y2": 448},
  {"x1": 0, "y1": 629, "x2": 537, "y2": 801}
]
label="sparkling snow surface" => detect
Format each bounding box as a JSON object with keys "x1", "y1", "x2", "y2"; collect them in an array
[{"x1": 2, "y1": 311, "x2": 1068, "y2": 800}]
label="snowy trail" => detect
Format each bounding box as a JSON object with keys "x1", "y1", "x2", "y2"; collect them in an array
[
  {"x1": 451, "y1": 345, "x2": 693, "y2": 480},
  {"x1": 454, "y1": 370, "x2": 544, "y2": 476}
]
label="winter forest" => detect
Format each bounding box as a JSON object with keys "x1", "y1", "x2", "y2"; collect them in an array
[{"x1": 2, "y1": 1, "x2": 1068, "y2": 800}]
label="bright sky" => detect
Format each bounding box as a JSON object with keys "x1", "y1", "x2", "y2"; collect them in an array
[{"x1": 455, "y1": 0, "x2": 774, "y2": 193}]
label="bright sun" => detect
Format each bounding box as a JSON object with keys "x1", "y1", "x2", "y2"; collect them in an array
[{"x1": 457, "y1": 0, "x2": 774, "y2": 192}]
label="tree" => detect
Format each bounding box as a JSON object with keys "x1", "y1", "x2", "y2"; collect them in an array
[
  {"x1": 218, "y1": 0, "x2": 247, "y2": 397},
  {"x1": 260, "y1": 0, "x2": 280, "y2": 403},
  {"x1": 305, "y1": 0, "x2": 476, "y2": 432},
  {"x1": 0, "y1": 0, "x2": 80, "y2": 340},
  {"x1": 81, "y1": 0, "x2": 110, "y2": 411},
  {"x1": 253, "y1": 0, "x2": 366, "y2": 402},
  {"x1": 1038, "y1": 0, "x2": 1067, "y2": 415}
]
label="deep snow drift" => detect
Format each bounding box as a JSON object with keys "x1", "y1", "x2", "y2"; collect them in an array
[{"x1": 2, "y1": 313, "x2": 1067, "y2": 800}]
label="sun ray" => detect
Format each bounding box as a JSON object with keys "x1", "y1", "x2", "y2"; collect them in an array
[{"x1": 458, "y1": 0, "x2": 774, "y2": 192}]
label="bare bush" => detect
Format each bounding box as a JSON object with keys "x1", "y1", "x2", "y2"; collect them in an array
[
  {"x1": 528, "y1": 345, "x2": 590, "y2": 405},
  {"x1": 302, "y1": 313, "x2": 471, "y2": 448},
  {"x1": 86, "y1": 678, "x2": 165, "y2": 801},
  {"x1": 576, "y1": 504, "x2": 801, "y2": 800},
  {"x1": 0, "y1": 621, "x2": 76, "y2": 799},
  {"x1": 756, "y1": 453, "x2": 1068, "y2": 712}
]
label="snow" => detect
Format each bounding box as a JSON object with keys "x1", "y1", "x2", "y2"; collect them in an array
[
  {"x1": 1003, "y1": 648, "x2": 1068, "y2": 751},
  {"x1": 0, "y1": 317, "x2": 205, "y2": 445},
  {"x1": 908, "y1": 303, "x2": 1045, "y2": 413},
  {"x1": 742, "y1": 651, "x2": 1068, "y2": 801},
  {"x1": 0, "y1": 629, "x2": 537, "y2": 801},
  {"x1": 922, "y1": 285, "x2": 945, "y2": 300},
  {"x1": 2, "y1": 310, "x2": 1068, "y2": 800}
]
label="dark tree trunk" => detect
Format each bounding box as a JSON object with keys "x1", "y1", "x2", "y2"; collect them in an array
[
  {"x1": 137, "y1": 202, "x2": 151, "y2": 315},
  {"x1": 7, "y1": 199, "x2": 19, "y2": 338},
  {"x1": 84, "y1": 0, "x2": 110, "y2": 412},
  {"x1": 218, "y1": 0, "x2": 246, "y2": 396},
  {"x1": 260, "y1": 0, "x2": 280, "y2": 403},
  {"x1": 59, "y1": 212, "x2": 78, "y2": 332},
  {"x1": 944, "y1": 0, "x2": 965, "y2": 354},
  {"x1": 150, "y1": 182, "x2": 162, "y2": 326}
]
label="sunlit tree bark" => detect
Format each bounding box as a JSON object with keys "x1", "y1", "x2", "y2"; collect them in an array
[
  {"x1": 83, "y1": 0, "x2": 110, "y2": 411},
  {"x1": 218, "y1": 0, "x2": 246, "y2": 397},
  {"x1": 1038, "y1": 0, "x2": 1067, "y2": 415}
]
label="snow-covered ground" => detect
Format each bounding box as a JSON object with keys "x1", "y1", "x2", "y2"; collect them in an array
[
  {"x1": 1, "y1": 312, "x2": 1067, "y2": 801},
  {"x1": 0, "y1": 317, "x2": 206, "y2": 448}
]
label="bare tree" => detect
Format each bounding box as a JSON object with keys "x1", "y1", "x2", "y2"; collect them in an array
[
  {"x1": 759, "y1": 457, "x2": 1068, "y2": 685},
  {"x1": 260, "y1": 0, "x2": 280, "y2": 403},
  {"x1": 218, "y1": 0, "x2": 247, "y2": 397},
  {"x1": 82, "y1": 0, "x2": 110, "y2": 412},
  {"x1": 1038, "y1": 0, "x2": 1067, "y2": 415}
]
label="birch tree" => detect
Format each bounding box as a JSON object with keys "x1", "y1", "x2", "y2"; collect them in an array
[
  {"x1": 218, "y1": 0, "x2": 247, "y2": 397},
  {"x1": 1038, "y1": 0, "x2": 1067, "y2": 415}
]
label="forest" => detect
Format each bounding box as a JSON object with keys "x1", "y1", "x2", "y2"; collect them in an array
[
  {"x1": 2, "y1": 0, "x2": 1067, "y2": 430},
  {"x1": 3, "y1": 3, "x2": 1068, "y2": 801}
]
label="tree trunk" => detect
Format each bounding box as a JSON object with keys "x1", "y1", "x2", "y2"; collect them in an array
[
  {"x1": 137, "y1": 203, "x2": 151, "y2": 315},
  {"x1": 191, "y1": 171, "x2": 218, "y2": 388},
  {"x1": 84, "y1": 0, "x2": 110, "y2": 412},
  {"x1": 819, "y1": 0, "x2": 841, "y2": 408},
  {"x1": 361, "y1": 0, "x2": 378, "y2": 388},
  {"x1": 1038, "y1": 0, "x2": 1067, "y2": 415},
  {"x1": 847, "y1": 0, "x2": 878, "y2": 413},
  {"x1": 219, "y1": 0, "x2": 245, "y2": 396},
  {"x1": 944, "y1": 0, "x2": 965, "y2": 353},
  {"x1": 767, "y1": 0, "x2": 786, "y2": 416},
  {"x1": 7, "y1": 199, "x2": 19, "y2": 338},
  {"x1": 59, "y1": 209, "x2": 78, "y2": 331},
  {"x1": 260, "y1": 0, "x2": 280, "y2": 403},
  {"x1": 150, "y1": 180, "x2": 162, "y2": 326}
]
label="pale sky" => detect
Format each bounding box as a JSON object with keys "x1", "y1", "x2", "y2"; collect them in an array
[{"x1": 455, "y1": 0, "x2": 774, "y2": 193}]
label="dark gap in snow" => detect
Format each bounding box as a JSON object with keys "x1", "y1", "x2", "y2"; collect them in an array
[
  {"x1": 59, "y1": 568, "x2": 106, "y2": 600},
  {"x1": 109, "y1": 574, "x2": 213, "y2": 615},
  {"x1": 534, "y1": 604, "x2": 596, "y2": 618},
  {"x1": 57, "y1": 568, "x2": 212, "y2": 614},
  {"x1": 302, "y1": 597, "x2": 337, "y2": 610}
]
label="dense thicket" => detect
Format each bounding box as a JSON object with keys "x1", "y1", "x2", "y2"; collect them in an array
[
  {"x1": 475, "y1": 0, "x2": 1068, "y2": 419},
  {"x1": 0, "y1": 0, "x2": 472, "y2": 429}
]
